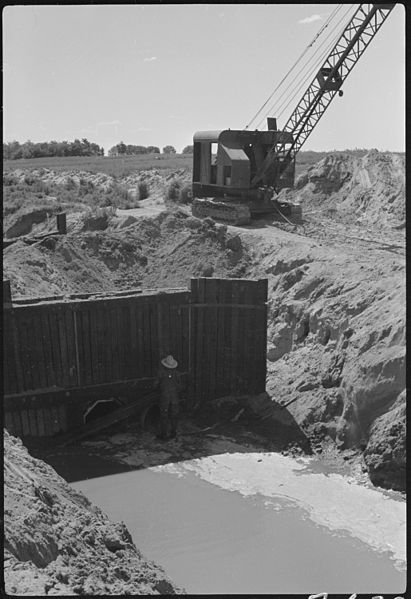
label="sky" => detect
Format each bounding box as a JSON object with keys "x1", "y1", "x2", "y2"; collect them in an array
[{"x1": 3, "y1": 4, "x2": 405, "y2": 154}]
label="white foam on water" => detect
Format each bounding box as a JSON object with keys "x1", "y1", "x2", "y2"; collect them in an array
[{"x1": 152, "y1": 451, "x2": 406, "y2": 569}]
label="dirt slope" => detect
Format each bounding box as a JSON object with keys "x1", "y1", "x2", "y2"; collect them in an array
[
  {"x1": 242, "y1": 229, "x2": 405, "y2": 491},
  {"x1": 4, "y1": 210, "x2": 251, "y2": 297},
  {"x1": 280, "y1": 150, "x2": 405, "y2": 229},
  {"x1": 4, "y1": 430, "x2": 184, "y2": 595}
]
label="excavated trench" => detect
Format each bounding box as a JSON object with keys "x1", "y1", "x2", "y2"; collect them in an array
[
  {"x1": 4, "y1": 155, "x2": 406, "y2": 594},
  {"x1": 4, "y1": 207, "x2": 405, "y2": 490}
]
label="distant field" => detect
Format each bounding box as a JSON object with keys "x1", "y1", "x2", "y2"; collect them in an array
[
  {"x1": 3, "y1": 148, "x2": 400, "y2": 179},
  {"x1": 2, "y1": 153, "x2": 193, "y2": 178}
]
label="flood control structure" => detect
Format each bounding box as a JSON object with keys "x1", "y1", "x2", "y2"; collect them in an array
[{"x1": 3, "y1": 278, "x2": 267, "y2": 439}]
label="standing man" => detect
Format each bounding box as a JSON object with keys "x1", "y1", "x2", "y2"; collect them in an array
[{"x1": 156, "y1": 354, "x2": 181, "y2": 440}]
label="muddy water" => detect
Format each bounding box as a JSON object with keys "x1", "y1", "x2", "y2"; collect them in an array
[{"x1": 72, "y1": 454, "x2": 406, "y2": 595}]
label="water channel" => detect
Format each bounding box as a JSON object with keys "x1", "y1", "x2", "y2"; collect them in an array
[{"x1": 70, "y1": 450, "x2": 406, "y2": 595}]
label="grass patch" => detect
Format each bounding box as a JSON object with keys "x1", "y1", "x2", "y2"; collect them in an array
[{"x1": 164, "y1": 179, "x2": 192, "y2": 205}]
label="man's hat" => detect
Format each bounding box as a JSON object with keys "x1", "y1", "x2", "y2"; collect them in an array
[{"x1": 161, "y1": 355, "x2": 178, "y2": 369}]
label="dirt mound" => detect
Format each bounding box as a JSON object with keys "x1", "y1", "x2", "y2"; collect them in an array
[
  {"x1": 4, "y1": 430, "x2": 184, "y2": 595},
  {"x1": 282, "y1": 150, "x2": 405, "y2": 229},
  {"x1": 4, "y1": 209, "x2": 253, "y2": 298},
  {"x1": 5, "y1": 208, "x2": 52, "y2": 239}
]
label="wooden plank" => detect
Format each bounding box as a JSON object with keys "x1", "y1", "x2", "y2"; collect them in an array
[
  {"x1": 257, "y1": 303, "x2": 268, "y2": 393},
  {"x1": 238, "y1": 281, "x2": 248, "y2": 395},
  {"x1": 219, "y1": 281, "x2": 232, "y2": 397},
  {"x1": 170, "y1": 303, "x2": 181, "y2": 369},
  {"x1": 176, "y1": 294, "x2": 189, "y2": 370},
  {"x1": 39, "y1": 308, "x2": 56, "y2": 387},
  {"x1": 195, "y1": 279, "x2": 206, "y2": 404},
  {"x1": 42, "y1": 405, "x2": 53, "y2": 436},
  {"x1": 30, "y1": 310, "x2": 47, "y2": 389},
  {"x1": 148, "y1": 298, "x2": 157, "y2": 377},
  {"x1": 158, "y1": 296, "x2": 171, "y2": 358},
  {"x1": 76, "y1": 306, "x2": 92, "y2": 385},
  {"x1": 17, "y1": 315, "x2": 35, "y2": 391},
  {"x1": 134, "y1": 299, "x2": 144, "y2": 377},
  {"x1": 98, "y1": 304, "x2": 110, "y2": 384},
  {"x1": 50, "y1": 405, "x2": 60, "y2": 435},
  {"x1": 229, "y1": 280, "x2": 239, "y2": 395},
  {"x1": 73, "y1": 309, "x2": 85, "y2": 386},
  {"x1": 200, "y1": 282, "x2": 211, "y2": 404},
  {"x1": 80, "y1": 308, "x2": 93, "y2": 386},
  {"x1": 65, "y1": 307, "x2": 79, "y2": 387},
  {"x1": 221, "y1": 280, "x2": 234, "y2": 398},
  {"x1": 241, "y1": 282, "x2": 253, "y2": 395},
  {"x1": 5, "y1": 412, "x2": 14, "y2": 435},
  {"x1": 21, "y1": 409, "x2": 31, "y2": 437},
  {"x1": 36, "y1": 407, "x2": 46, "y2": 437},
  {"x1": 9, "y1": 310, "x2": 25, "y2": 393},
  {"x1": 13, "y1": 315, "x2": 28, "y2": 391},
  {"x1": 88, "y1": 306, "x2": 99, "y2": 385},
  {"x1": 245, "y1": 285, "x2": 257, "y2": 395},
  {"x1": 2, "y1": 315, "x2": 18, "y2": 394},
  {"x1": 188, "y1": 280, "x2": 197, "y2": 405},
  {"x1": 124, "y1": 300, "x2": 133, "y2": 378},
  {"x1": 120, "y1": 305, "x2": 132, "y2": 380},
  {"x1": 133, "y1": 299, "x2": 143, "y2": 379},
  {"x1": 165, "y1": 297, "x2": 172, "y2": 357},
  {"x1": 100, "y1": 305, "x2": 110, "y2": 384},
  {"x1": 181, "y1": 294, "x2": 190, "y2": 375},
  {"x1": 11, "y1": 410, "x2": 23, "y2": 438},
  {"x1": 106, "y1": 303, "x2": 116, "y2": 383},
  {"x1": 257, "y1": 279, "x2": 268, "y2": 393},
  {"x1": 48, "y1": 308, "x2": 63, "y2": 387},
  {"x1": 56, "y1": 306, "x2": 70, "y2": 387},
  {"x1": 109, "y1": 306, "x2": 120, "y2": 382},
  {"x1": 97, "y1": 306, "x2": 108, "y2": 383},
  {"x1": 28, "y1": 408, "x2": 39, "y2": 436},
  {"x1": 58, "y1": 403, "x2": 68, "y2": 433},
  {"x1": 114, "y1": 305, "x2": 124, "y2": 381},
  {"x1": 206, "y1": 278, "x2": 219, "y2": 401},
  {"x1": 3, "y1": 279, "x2": 12, "y2": 304},
  {"x1": 114, "y1": 305, "x2": 124, "y2": 380}
]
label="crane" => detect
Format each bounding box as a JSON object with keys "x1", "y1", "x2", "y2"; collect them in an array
[{"x1": 191, "y1": 3, "x2": 395, "y2": 226}]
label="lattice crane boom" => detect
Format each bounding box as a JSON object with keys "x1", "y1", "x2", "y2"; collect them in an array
[{"x1": 252, "y1": 3, "x2": 396, "y2": 189}]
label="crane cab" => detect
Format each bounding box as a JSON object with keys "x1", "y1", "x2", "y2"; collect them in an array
[{"x1": 192, "y1": 126, "x2": 295, "y2": 203}]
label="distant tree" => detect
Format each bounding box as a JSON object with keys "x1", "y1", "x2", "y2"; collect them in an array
[
  {"x1": 134, "y1": 145, "x2": 148, "y2": 155},
  {"x1": 147, "y1": 145, "x2": 160, "y2": 154},
  {"x1": 162, "y1": 145, "x2": 177, "y2": 154},
  {"x1": 21, "y1": 140, "x2": 35, "y2": 159},
  {"x1": 116, "y1": 141, "x2": 127, "y2": 155},
  {"x1": 3, "y1": 138, "x2": 104, "y2": 160},
  {"x1": 182, "y1": 145, "x2": 193, "y2": 154}
]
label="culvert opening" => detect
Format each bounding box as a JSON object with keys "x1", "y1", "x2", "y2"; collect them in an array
[
  {"x1": 83, "y1": 399, "x2": 122, "y2": 424},
  {"x1": 140, "y1": 403, "x2": 160, "y2": 434}
]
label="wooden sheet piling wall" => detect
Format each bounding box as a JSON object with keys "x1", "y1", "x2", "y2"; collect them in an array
[
  {"x1": 190, "y1": 278, "x2": 267, "y2": 405},
  {"x1": 3, "y1": 278, "x2": 267, "y2": 437},
  {"x1": 3, "y1": 289, "x2": 190, "y2": 437}
]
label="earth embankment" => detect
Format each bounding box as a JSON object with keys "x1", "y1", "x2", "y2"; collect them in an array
[{"x1": 4, "y1": 430, "x2": 185, "y2": 595}]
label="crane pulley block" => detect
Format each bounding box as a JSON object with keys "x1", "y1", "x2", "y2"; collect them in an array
[{"x1": 317, "y1": 67, "x2": 343, "y2": 91}]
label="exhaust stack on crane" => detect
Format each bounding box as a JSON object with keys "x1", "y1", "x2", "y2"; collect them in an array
[{"x1": 191, "y1": 3, "x2": 395, "y2": 226}]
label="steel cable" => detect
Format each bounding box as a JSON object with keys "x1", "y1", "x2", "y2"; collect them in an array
[
  {"x1": 254, "y1": 4, "x2": 356, "y2": 129},
  {"x1": 245, "y1": 4, "x2": 343, "y2": 130}
]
